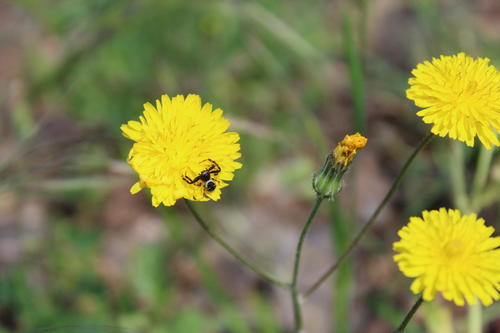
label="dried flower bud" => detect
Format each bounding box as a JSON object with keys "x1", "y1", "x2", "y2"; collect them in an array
[
  {"x1": 333, "y1": 133, "x2": 368, "y2": 168},
  {"x1": 313, "y1": 133, "x2": 367, "y2": 200}
]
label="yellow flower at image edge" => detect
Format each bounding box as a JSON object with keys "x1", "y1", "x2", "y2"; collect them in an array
[
  {"x1": 121, "y1": 94, "x2": 242, "y2": 207},
  {"x1": 393, "y1": 208, "x2": 500, "y2": 306},
  {"x1": 407, "y1": 52, "x2": 500, "y2": 149}
]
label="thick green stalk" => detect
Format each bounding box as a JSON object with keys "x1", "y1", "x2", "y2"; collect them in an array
[
  {"x1": 393, "y1": 296, "x2": 424, "y2": 333},
  {"x1": 184, "y1": 199, "x2": 288, "y2": 287},
  {"x1": 469, "y1": 148, "x2": 494, "y2": 333},
  {"x1": 467, "y1": 303, "x2": 482, "y2": 333},
  {"x1": 470, "y1": 146, "x2": 494, "y2": 212},
  {"x1": 451, "y1": 144, "x2": 492, "y2": 333},
  {"x1": 450, "y1": 141, "x2": 469, "y2": 212},
  {"x1": 304, "y1": 134, "x2": 433, "y2": 297},
  {"x1": 291, "y1": 197, "x2": 324, "y2": 332}
]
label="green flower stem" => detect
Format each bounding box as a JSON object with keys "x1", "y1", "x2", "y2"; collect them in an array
[
  {"x1": 468, "y1": 148, "x2": 492, "y2": 333},
  {"x1": 471, "y1": 155, "x2": 491, "y2": 333},
  {"x1": 467, "y1": 146, "x2": 493, "y2": 333},
  {"x1": 470, "y1": 146, "x2": 493, "y2": 212},
  {"x1": 291, "y1": 196, "x2": 324, "y2": 332},
  {"x1": 476, "y1": 183, "x2": 500, "y2": 208},
  {"x1": 451, "y1": 141, "x2": 469, "y2": 212},
  {"x1": 183, "y1": 199, "x2": 288, "y2": 287},
  {"x1": 304, "y1": 133, "x2": 433, "y2": 297},
  {"x1": 393, "y1": 296, "x2": 424, "y2": 333},
  {"x1": 467, "y1": 302, "x2": 482, "y2": 333},
  {"x1": 451, "y1": 144, "x2": 491, "y2": 333}
]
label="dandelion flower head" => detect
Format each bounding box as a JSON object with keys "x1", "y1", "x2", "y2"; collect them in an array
[
  {"x1": 121, "y1": 94, "x2": 242, "y2": 207},
  {"x1": 407, "y1": 53, "x2": 500, "y2": 149},
  {"x1": 333, "y1": 133, "x2": 368, "y2": 167},
  {"x1": 393, "y1": 208, "x2": 500, "y2": 306}
]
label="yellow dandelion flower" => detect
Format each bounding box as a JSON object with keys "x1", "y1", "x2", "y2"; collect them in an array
[
  {"x1": 406, "y1": 52, "x2": 500, "y2": 149},
  {"x1": 393, "y1": 208, "x2": 500, "y2": 306},
  {"x1": 121, "y1": 94, "x2": 242, "y2": 207},
  {"x1": 333, "y1": 133, "x2": 368, "y2": 167}
]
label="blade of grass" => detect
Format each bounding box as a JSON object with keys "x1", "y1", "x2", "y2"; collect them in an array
[
  {"x1": 250, "y1": 295, "x2": 280, "y2": 333},
  {"x1": 341, "y1": 12, "x2": 365, "y2": 133},
  {"x1": 410, "y1": 0, "x2": 446, "y2": 55},
  {"x1": 195, "y1": 252, "x2": 252, "y2": 333},
  {"x1": 238, "y1": 1, "x2": 330, "y2": 155},
  {"x1": 241, "y1": 2, "x2": 321, "y2": 61},
  {"x1": 357, "y1": 0, "x2": 368, "y2": 63},
  {"x1": 329, "y1": 202, "x2": 352, "y2": 333},
  {"x1": 326, "y1": 12, "x2": 365, "y2": 332}
]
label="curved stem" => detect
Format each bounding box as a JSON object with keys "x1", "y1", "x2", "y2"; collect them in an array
[
  {"x1": 291, "y1": 196, "x2": 324, "y2": 332},
  {"x1": 184, "y1": 199, "x2": 288, "y2": 287},
  {"x1": 304, "y1": 133, "x2": 433, "y2": 297},
  {"x1": 393, "y1": 296, "x2": 424, "y2": 333}
]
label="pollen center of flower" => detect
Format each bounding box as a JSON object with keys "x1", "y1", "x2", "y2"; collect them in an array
[{"x1": 443, "y1": 239, "x2": 464, "y2": 257}]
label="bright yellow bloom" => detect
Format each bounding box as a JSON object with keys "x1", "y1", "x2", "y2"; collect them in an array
[
  {"x1": 393, "y1": 208, "x2": 500, "y2": 306},
  {"x1": 121, "y1": 94, "x2": 242, "y2": 207},
  {"x1": 407, "y1": 53, "x2": 500, "y2": 149},
  {"x1": 333, "y1": 133, "x2": 368, "y2": 167}
]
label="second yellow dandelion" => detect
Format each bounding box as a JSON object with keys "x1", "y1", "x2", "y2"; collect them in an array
[
  {"x1": 407, "y1": 53, "x2": 500, "y2": 149},
  {"x1": 393, "y1": 208, "x2": 500, "y2": 306}
]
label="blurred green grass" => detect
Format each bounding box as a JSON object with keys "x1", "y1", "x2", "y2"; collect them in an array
[{"x1": 1, "y1": 0, "x2": 500, "y2": 332}]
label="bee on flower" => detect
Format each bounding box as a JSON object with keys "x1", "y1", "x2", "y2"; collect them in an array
[{"x1": 121, "y1": 94, "x2": 242, "y2": 207}]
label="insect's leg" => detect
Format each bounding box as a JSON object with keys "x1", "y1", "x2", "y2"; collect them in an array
[
  {"x1": 183, "y1": 175, "x2": 194, "y2": 184},
  {"x1": 207, "y1": 158, "x2": 221, "y2": 174}
]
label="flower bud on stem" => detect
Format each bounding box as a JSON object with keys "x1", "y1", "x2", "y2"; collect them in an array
[
  {"x1": 291, "y1": 133, "x2": 367, "y2": 331},
  {"x1": 313, "y1": 133, "x2": 367, "y2": 200}
]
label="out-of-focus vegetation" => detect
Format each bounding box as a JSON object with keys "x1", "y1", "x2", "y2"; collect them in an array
[{"x1": 1, "y1": 0, "x2": 499, "y2": 332}]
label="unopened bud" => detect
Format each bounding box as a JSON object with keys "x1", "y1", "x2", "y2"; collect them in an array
[{"x1": 312, "y1": 133, "x2": 367, "y2": 200}]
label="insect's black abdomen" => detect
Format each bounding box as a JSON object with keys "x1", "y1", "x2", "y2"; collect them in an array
[{"x1": 205, "y1": 180, "x2": 216, "y2": 191}]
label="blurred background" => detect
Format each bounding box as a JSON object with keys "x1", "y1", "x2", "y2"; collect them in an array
[{"x1": 1, "y1": 0, "x2": 499, "y2": 332}]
